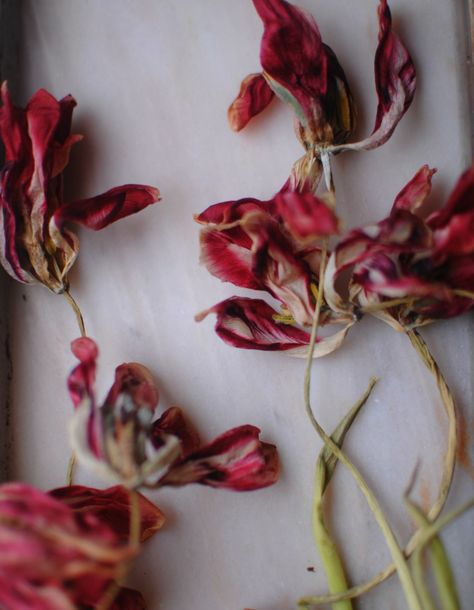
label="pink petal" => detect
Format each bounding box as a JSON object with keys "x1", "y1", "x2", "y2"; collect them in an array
[
  {"x1": 392, "y1": 165, "x2": 437, "y2": 213},
  {"x1": 228, "y1": 73, "x2": 275, "y2": 131},
  {"x1": 195, "y1": 296, "x2": 311, "y2": 351},
  {"x1": 195, "y1": 197, "x2": 269, "y2": 225},
  {"x1": 68, "y1": 337, "x2": 99, "y2": 408},
  {"x1": 161, "y1": 425, "x2": 280, "y2": 491},
  {"x1": 274, "y1": 189, "x2": 339, "y2": 241},
  {"x1": 332, "y1": 0, "x2": 416, "y2": 152},
  {"x1": 50, "y1": 485, "x2": 165, "y2": 544},
  {"x1": 152, "y1": 407, "x2": 201, "y2": 457},
  {"x1": 55, "y1": 184, "x2": 161, "y2": 231},
  {"x1": 104, "y1": 363, "x2": 160, "y2": 413}
]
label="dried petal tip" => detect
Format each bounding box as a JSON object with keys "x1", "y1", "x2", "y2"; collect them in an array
[{"x1": 228, "y1": 73, "x2": 275, "y2": 131}]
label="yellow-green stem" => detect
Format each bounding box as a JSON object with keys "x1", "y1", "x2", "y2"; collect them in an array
[
  {"x1": 303, "y1": 244, "x2": 421, "y2": 610},
  {"x1": 63, "y1": 288, "x2": 87, "y2": 486}
]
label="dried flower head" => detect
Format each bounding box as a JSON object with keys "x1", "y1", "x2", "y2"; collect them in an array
[{"x1": 0, "y1": 84, "x2": 160, "y2": 293}]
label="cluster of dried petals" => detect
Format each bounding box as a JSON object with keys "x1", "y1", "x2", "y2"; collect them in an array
[
  {"x1": 195, "y1": 187, "x2": 354, "y2": 356},
  {"x1": 0, "y1": 84, "x2": 160, "y2": 294},
  {"x1": 69, "y1": 337, "x2": 279, "y2": 490},
  {"x1": 229, "y1": 0, "x2": 415, "y2": 189},
  {"x1": 325, "y1": 164, "x2": 474, "y2": 331},
  {"x1": 0, "y1": 482, "x2": 164, "y2": 609}
]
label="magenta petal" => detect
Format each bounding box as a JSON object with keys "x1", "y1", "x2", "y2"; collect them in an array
[
  {"x1": 68, "y1": 337, "x2": 98, "y2": 408},
  {"x1": 274, "y1": 189, "x2": 339, "y2": 241},
  {"x1": 196, "y1": 296, "x2": 311, "y2": 351},
  {"x1": 392, "y1": 165, "x2": 436, "y2": 213},
  {"x1": 228, "y1": 73, "x2": 275, "y2": 131},
  {"x1": 161, "y1": 425, "x2": 280, "y2": 491},
  {"x1": 55, "y1": 185, "x2": 161, "y2": 231}
]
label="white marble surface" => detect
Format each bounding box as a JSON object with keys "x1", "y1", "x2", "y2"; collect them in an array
[{"x1": 4, "y1": 1, "x2": 473, "y2": 609}]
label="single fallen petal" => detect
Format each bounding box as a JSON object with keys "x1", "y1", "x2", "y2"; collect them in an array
[
  {"x1": 392, "y1": 165, "x2": 437, "y2": 213},
  {"x1": 50, "y1": 485, "x2": 165, "y2": 543},
  {"x1": 228, "y1": 72, "x2": 275, "y2": 131}
]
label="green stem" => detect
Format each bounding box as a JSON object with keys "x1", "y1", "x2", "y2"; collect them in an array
[{"x1": 303, "y1": 246, "x2": 422, "y2": 610}]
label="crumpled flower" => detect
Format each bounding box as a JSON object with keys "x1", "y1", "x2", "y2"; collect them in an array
[
  {"x1": 0, "y1": 482, "x2": 160, "y2": 610},
  {"x1": 229, "y1": 0, "x2": 415, "y2": 187},
  {"x1": 195, "y1": 187, "x2": 354, "y2": 356},
  {"x1": 325, "y1": 164, "x2": 474, "y2": 331},
  {"x1": 69, "y1": 337, "x2": 279, "y2": 490},
  {"x1": 0, "y1": 84, "x2": 160, "y2": 293}
]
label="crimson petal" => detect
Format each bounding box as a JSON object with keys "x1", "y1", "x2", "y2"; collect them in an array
[
  {"x1": 55, "y1": 184, "x2": 160, "y2": 230},
  {"x1": 228, "y1": 73, "x2": 275, "y2": 131},
  {"x1": 392, "y1": 165, "x2": 436, "y2": 213},
  {"x1": 196, "y1": 296, "x2": 311, "y2": 351},
  {"x1": 152, "y1": 407, "x2": 201, "y2": 457}
]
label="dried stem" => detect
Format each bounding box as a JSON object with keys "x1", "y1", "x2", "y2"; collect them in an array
[
  {"x1": 95, "y1": 488, "x2": 141, "y2": 610},
  {"x1": 63, "y1": 287, "x2": 87, "y2": 486},
  {"x1": 299, "y1": 328, "x2": 458, "y2": 606},
  {"x1": 302, "y1": 241, "x2": 421, "y2": 609}
]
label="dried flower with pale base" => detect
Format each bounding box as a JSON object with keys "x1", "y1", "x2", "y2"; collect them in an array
[{"x1": 69, "y1": 337, "x2": 280, "y2": 490}]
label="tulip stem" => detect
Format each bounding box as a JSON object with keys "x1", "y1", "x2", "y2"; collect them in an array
[
  {"x1": 298, "y1": 328, "x2": 458, "y2": 605},
  {"x1": 63, "y1": 288, "x2": 87, "y2": 337},
  {"x1": 63, "y1": 287, "x2": 87, "y2": 486},
  {"x1": 303, "y1": 239, "x2": 422, "y2": 610}
]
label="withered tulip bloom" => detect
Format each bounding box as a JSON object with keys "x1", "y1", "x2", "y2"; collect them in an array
[
  {"x1": 0, "y1": 84, "x2": 160, "y2": 293},
  {"x1": 69, "y1": 338, "x2": 279, "y2": 490},
  {"x1": 325, "y1": 164, "x2": 474, "y2": 330},
  {"x1": 195, "y1": 188, "x2": 354, "y2": 355},
  {"x1": 0, "y1": 483, "x2": 140, "y2": 610},
  {"x1": 229, "y1": 0, "x2": 415, "y2": 185}
]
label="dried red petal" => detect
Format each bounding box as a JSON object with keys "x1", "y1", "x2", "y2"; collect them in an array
[
  {"x1": 54, "y1": 185, "x2": 160, "y2": 231},
  {"x1": 196, "y1": 296, "x2": 311, "y2": 351},
  {"x1": 160, "y1": 425, "x2": 280, "y2": 491},
  {"x1": 50, "y1": 485, "x2": 165, "y2": 544},
  {"x1": 152, "y1": 407, "x2": 201, "y2": 457},
  {"x1": 104, "y1": 363, "x2": 160, "y2": 413},
  {"x1": 274, "y1": 189, "x2": 339, "y2": 241},
  {"x1": 228, "y1": 73, "x2": 275, "y2": 131},
  {"x1": 68, "y1": 337, "x2": 98, "y2": 408},
  {"x1": 392, "y1": 165, "x2": 437, "y2": 213}
]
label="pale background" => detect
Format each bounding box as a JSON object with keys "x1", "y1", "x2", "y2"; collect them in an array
[{"x1": 2, "y1": 1, "x2": 473, "y2": 609}]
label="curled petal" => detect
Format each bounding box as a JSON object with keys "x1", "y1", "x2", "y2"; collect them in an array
[
  {"x1": 332, "y1": 0, "x2": 416, "y2": 152},
  {"x1": 160, "y1": 425, "x2": 280, "y2": 491},
  {"x1": 152, "y1": 407, "x2": 201, "y2": 457},
  {"x1": 104, "y1": 363, "x2": 160, "y2": 412},
  {"x1": 50, "y1": 485, "x2": 165, "y2": 544},
  {"x1": 68, "y1": 337, "x2": 99, "y2": 408},
  {"x1": 392, "y1": 165, "x2": 437, "y2": 213},
  {"x1": 54, "y1": 184, "x2": 161, "y2": 231},
  {"x1": 274, "y1": 189, "x2": 339, "y2": 242},
  {"x1": 195, "y1": 197, "x2": 269, "y2": 226},
  {"x1": 196, "y1": 296, "x2": 311, "y2": 351},
  {"x1": 228, "y1": 73, "x2": 275, "y2": 131}
]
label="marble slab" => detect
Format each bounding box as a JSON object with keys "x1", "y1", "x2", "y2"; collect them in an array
[{"x1": 4, "y1": 1, "x2": 473, "y2": 609}]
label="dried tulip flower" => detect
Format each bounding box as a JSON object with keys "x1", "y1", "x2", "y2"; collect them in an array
[
  {"x1": 69, "y1": 337, "x2": 279, "y2": 490},
  {"x1": 195, "y1": 187, "x2": 354, "y2": 356},
  {"x1": 325, "y1": 164, "x2": 474, "y2": 330},
  {"x1": 0, "y1": 482, "x2": 153, "y2": 610},
  {"x1": 0, "y1": 83, "x2": 160, "y2": 296},
  {"x1": 229, "y1": 0, "x2": 415, "y2": 188}
]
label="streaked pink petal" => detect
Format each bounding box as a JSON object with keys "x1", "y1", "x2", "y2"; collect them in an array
[
  {"x1": 332, "y1": 0, "x2": 416, "y2": 152},
  {"x1": 228, "y1": 73, "x2": 275, "y2": 131},
  {"x1": 195, "y1": 197, "x2": 269, "y2": 225},
  {"x1": 55, "y1": 185, "x2": 160, "y2": 230},
  {"x1": 160, "y1": 425, "x2": 279, "y2": 491},
  {"x1": 50, "y1": 485, "x2": 165, "y2": 544},
  {"x1": 274, "y1": 189, "x2": 339, "y2": 241},
  {"x1": 196, "y1": 296, "x2": 311, "y2": 351},
  {"x1": 392, "y1": 165, "x2": 437, "y2": 213}
]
